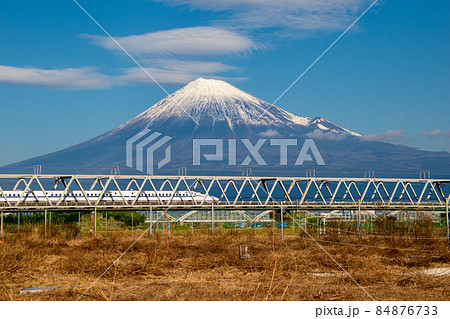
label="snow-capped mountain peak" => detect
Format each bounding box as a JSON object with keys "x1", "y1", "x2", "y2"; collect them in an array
[{"x1": 118, "y1": 78, "x2": 359, "y2": 136}]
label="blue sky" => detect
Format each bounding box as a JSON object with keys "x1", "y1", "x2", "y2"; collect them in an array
[{"x1": 0, "y1": 0, "x2": 449, "y2": 166}]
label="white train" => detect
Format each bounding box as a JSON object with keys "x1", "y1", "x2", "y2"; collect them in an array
[{"x1": 0, "y1": 190, "x2": 219, "y2": 204}]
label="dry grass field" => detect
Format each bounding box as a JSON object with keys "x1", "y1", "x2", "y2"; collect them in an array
[{"x1": 0, "y1": 230, "x2": 449, "y2": 301}]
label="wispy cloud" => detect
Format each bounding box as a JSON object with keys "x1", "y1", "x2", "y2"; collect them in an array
[
  {"x1": 117, "y1": 66, "x2": 246, "y2": 85},
  {"x1": 258, "y1": 129, "x2": 280, "y2": 138},
  {"x1": 157, "y1": 0, "x2": 374, "y2": 34},
  {"x1": 0, "y1": 65, "x2": 112, "y2": 90},
  {"x1": 360, "y1": 130, "x2": 405, "y2": 142},
  {"x1": 306, "y1": 129, "x2": 351, "y2": 141},
  {"x1": 419, "y1": 130, "x2": 450, "y2": 138},
  {"x1": 85, "y1": 26, "x2": 259, "y2": 57},
  {"x1": 0, "y1": 63, "x2": 245, "y2": 90},
  {"x1": 148, "y1": 59, "x2": 240, "y2": 73},
  {"x1": 83, "y1": 27, "x2": 255, "y2": 84}
]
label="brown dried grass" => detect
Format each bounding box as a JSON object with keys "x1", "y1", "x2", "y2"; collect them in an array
[{"x1": 0, "y1": 232, "x2": 449, "y2": 301}]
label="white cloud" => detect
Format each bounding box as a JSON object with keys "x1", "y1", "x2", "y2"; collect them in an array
[
  {"x1": 419, "y1": 130, "x2": 450, "y2": 138},
  {"x1": 258, "y1": 129, "x2": 280, "y2": 138},
  {"x1": 83, "y1": 27, "x2": 254, "y2": 87},
  {"x1": 117, "y1": 67, "x2": 195, "y2": 84},
  {"x1": 360, "y1": 130, "x2": 405, "y2": 142},
  {"x1": 157, "y1": 0, "x2": 374, "y2": 33},
  {"x1": 0, "y1": 65, "x2": 113, "y2": 90},
  {"x1": 0, "y1": 64, "x2": 246, "y2": 90},
  {"x1": 85, "y1": 27, "x2": 258, "y2": 57},
  {"x1": 117, "y1": 67, "x2": 246, "y2": 85},
  {"x1": 148, "y1": 59, "x2": 239, "y2": 73},
  {"x1": 306, "y1": 129, "x2": 350, "y2": 141}
]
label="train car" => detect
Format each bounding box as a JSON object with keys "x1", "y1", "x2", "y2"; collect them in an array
[{"x1": 0, "y1": 190, "x2": 219, "y2": 204}]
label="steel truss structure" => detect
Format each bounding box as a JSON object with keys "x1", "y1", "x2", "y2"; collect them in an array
[
  {"x1": 148, "y1": 210, "x2": 273, "y2": 224},
  {"x1": 0, "y1": 174, "x2": 449, "y2": 212}
]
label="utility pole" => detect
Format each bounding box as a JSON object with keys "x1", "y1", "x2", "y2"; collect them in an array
[{"x1": 281, "y1": 204, "x2": 284, "y2": 239}]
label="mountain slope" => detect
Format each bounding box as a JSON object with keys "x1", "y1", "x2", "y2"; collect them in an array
[
  {"x1": 2, "y1": 78, "x2": 449, "y2": 177},
  {"x1": 107, "y1": 78, "x2": 359, "y2": 136}
]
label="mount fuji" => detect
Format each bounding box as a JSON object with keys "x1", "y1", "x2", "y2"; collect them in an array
[{"x1": 2, "y1": 78, "x2": 449, "y2": 177}]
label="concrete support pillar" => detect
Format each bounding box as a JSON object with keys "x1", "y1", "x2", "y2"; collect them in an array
[
  {"x1": 149, "y1": 206, "x2": 153, "y2": 237},
  {"x1": 446, "y1": 197, "x2": 449, "y2": 242},
  {"x1": 94, "y1": 207, "x2": 97, "y2": 237},
  {"x1": 292, "y1": 211, "x2": 295, "y2": 235},
  {"x1": 44, "y1": 209, "x2": 47, "y2": 241},
  {"x1": 358, "y1": 200, "x2": 362, "y2": 240},
  {"x1": 0, "y1": 211, "x2": 3, "y2": 240},
  {"x1": 211, "y1": 204, "x2": 214, "y2": 235}
]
